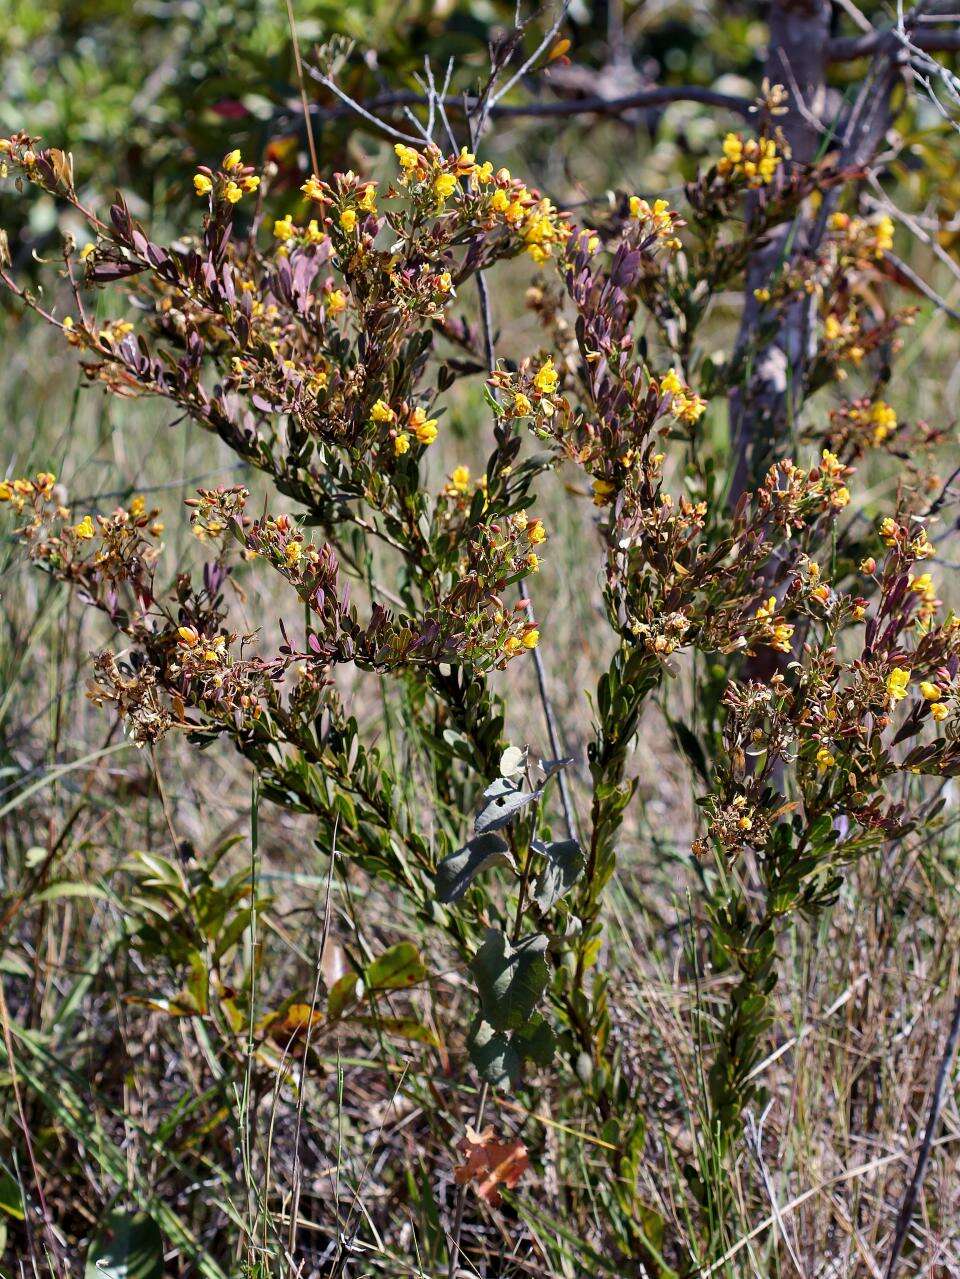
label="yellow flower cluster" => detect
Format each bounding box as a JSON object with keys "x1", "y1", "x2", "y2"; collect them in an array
[
  {"x1": 273, "y1": 213, "x2": 326, "y2": 246},
  {"x1": 717, "y1": 132, "x2": 784, "y2": 187},
  {"x1": 840, "y1": 398, "x2": 898, "y2": 445},
  {"x1": 0, "y1": 471, "x2": 58, "y2": 513},
  {"x1": 659, "y1": 368, "x2": 707, "y2": 424},
  {"x1": 627, "y1": 196, "x2": 682, "y2": 251},
  {"x1": 393, "y1": 143, "x2": 570, "y2": 263},
  {"x1": 909, "y1": 571, "x2": 939, "y2": 622},
  {"x1": 879, "y1": 517, "x2": 936, "y2": 560},
  {"x1": 753, "y1": 595, "x2": 794, "y2": 652},
  {"x1": 828, "y1": 211, "x2": 895, "y2": 260},
  {"x1": 193, "y1": 150, "x2": 260, "y2": 204}
]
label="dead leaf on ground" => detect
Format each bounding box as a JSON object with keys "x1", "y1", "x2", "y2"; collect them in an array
[{"x1": 453, "y1": 1124, "x2": 530, "y2": 1205}]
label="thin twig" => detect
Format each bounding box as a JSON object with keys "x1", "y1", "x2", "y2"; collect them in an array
[
  {"x1": 284, "y1": 0, "x2": 320, "y2": 177},
  {"x1": 475, "y1": 267, "x2": 577, "y2": 844},
  {"x1": 884, "y1": 985, "x2": 960, "y2": 1278},
  {"x1": 287, "y1": 816, "x2": 339, "y2": 1258}
]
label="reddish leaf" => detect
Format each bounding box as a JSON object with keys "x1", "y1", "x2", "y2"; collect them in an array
[{"x1": 453, "y1": 1125, "x2": 530, "y2": 1206}]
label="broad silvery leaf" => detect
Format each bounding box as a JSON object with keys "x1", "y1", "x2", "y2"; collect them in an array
[
  {"x1": 532, "y1": 838, "x2": 585, "y2": 912},
  {"x1": 499, "y1": 745, "x2": 527, "y2": 777},
  {"x1": 471, "y1": 930, "x2": 549, "y2": 1031},
  {"x1": 468, "y1": 1014, "x2": 556, "y2": 1088},
  {"x1": 538, "y1": 756, "x2": 574, "y2": 780},
  {"x1": 435, "y1": 833, "x2": 514, "y2": 903},
  {"x1": 475, "y1": 784, "x2": 539, "y2": 833}
]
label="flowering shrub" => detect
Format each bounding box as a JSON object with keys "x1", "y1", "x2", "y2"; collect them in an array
[{"x1": 2, "y1": 113, "x2": 957, "y2": 1268}]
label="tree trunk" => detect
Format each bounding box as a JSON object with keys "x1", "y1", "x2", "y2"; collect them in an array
[{"x1": 729, "y1": 0, "x2": 833, "y2": 500}]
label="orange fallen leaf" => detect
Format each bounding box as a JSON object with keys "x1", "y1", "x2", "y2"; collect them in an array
[{"x1": 453, "y1": 1124, "x2": 530, "y2": 1206}]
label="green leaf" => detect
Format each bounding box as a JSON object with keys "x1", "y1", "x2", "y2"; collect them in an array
[
  {"x1": 531, "y1": 839, "x2": 584, "y2": 912},
  {"x1": 364, "y1": 941, "x2": 426, "y2": 991},
  {"x1": 327, "y1": 971, "x2": 364, "y2": 1019},
  {"x1": 468, "y1": 1014, "x2": 555, "y2": 1087},
  {"x1": 435, "y1": 833, "x2": 514, "y2": 903},
  {"x1": 0, "y1": 1172, "x2": 24, "y2": 1221},
  {"x1": 471, "y1": 930, "x2": 549, "y2": 1032},
  {"x1": 84, "y1": 1210, "x2": 163, "y2": 1279},
  {"x1": 353, "y1": 1015, "x2": 439, "y2": 1047},
  {"x1": 468, "y1": 1020, "x2": 521, "y2": 1088},
  {"x1": 32, "y1": 881, "x2": 110, "y2": 905},
  {"x1": 512, "y1": 1013, "x2": 556, "y2": 1067}
]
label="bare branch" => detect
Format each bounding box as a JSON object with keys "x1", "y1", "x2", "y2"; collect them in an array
[
  {"x1": 829, "y1": 24, "x2": 960, "y2": 59},
  {"x1": 299, "y1": 75, "x2": 755, "y2": 131}
]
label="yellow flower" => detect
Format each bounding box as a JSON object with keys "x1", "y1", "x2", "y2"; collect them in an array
[
  {"x1": 490, "y1": 189, "x2": 510, "y2": 214},
  {"x1": 592, "y1": 478, "x2": 615, "y2": 506},
  {"x1": 886, "y1": 667, "x2": 911, "y2": 703},
  {"x1": 411, "y1": 408, "x2": 438, "y2": 445},
  {"x1": 241, "y1": 175, "x2": 260, "y2": 193},
  {"x1": 394, "y1": 143, "x2": 420, "y2": 172},
  {"x1": 223, "y1": 149, "x2": 242, "y2": 171},
  {"x1": 722, "y1": 133, "x2": 743, "y2": 164},
  {"x1": 358, "y1": 184, "x2": 377, "y2": 213},
  {"x1": 193, "y1": 174, "x2": 213, "y2": 197},
  {"x1": 339, "y1": 208, "x2": 357, "y2": 233},
  {"x1": 527, "y1": 519, "x2": 547, "y2": 546},
  {"x1": 816, "y1": 746, "x2": 836, "y2": 771},
  {"x1": 274, "y1": 213, "x2": 296, "y2": 241},
  {"x1": 224, "y1": 181, "x2": 243, "y2": 204},
  {"x1": 437, "y1": 271, "x2": 452, "y2": 293},
  {"x1": 930, "y1": 701, "x2": 949, "y2": 722},
  {"x1": 454, "y1": 146, "x2": 476, "y2": 175},
  {"x1": 393, "y1": 432, "x2": 410, "y2": 456},
  {"x1": 371, "y1": 399, "x2": 395, "y2": 424},
  {"x1": 533, "y1": 358, "x2": 559, "y2": 395},
  {"x1": 305, "y1": 219, "x2": 324, "y2": 243},
  {"x1": 285, "y1": 540, "x2": 302, "y2": 565},
  {"x1": 433, "y1": 173, "x2": 457, "y2": 203},
  {"x1": 324, "y1": 288, "x2": 347, "y2": 316},
  {"x1": 522, "y1": 628, "x2": 540, "y2": 649},
  {"x1": 451, "y1": 465, "x2": 470, "y2": 493},
  {"x1": 513, "y1": 392, "x2": 532, "y2": 416},
  {"x1": 870, "y1": 400, "x2": 897, "y2": 443},
  {"x1": 73, "y1": 515, "x2": 95, "y2": 540},
  {"x1": 526, "y1": 552, "x2": 539, "y2": 572},
  {"x1": 178, "y1": 625, "x2": 200, "y2": 647},
  {"x1": 771, "y1": 622, "x2": 794, "y2": 652},
  {"x1": 503, "y1": 635, "x2": 523, "y2": 656},
  {"x1": 830, "y1": 485, "x2": 850, "y2": 510},
  {"x1": 879, "y1": 517, "x2": 899, "y2": 547},
  {"x1": 660, "y1": 368, "x2": 684, "y2": 396},
  {"x1": 130, "y1": 495, "x2": 146, "y2": 518},
  {"x1": 873, "y1": 214, "x2": 894, "y2": 257},
  {"x1": 912, "y1": 528, "x2": 936, "y2": 560},
  {"x1": 301, "y1": 175, "x2": 324, "y2": 201},
  {"x1": 920, "y1": 681, "x2": 941, "y2": 701}
]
